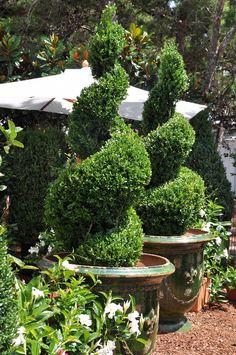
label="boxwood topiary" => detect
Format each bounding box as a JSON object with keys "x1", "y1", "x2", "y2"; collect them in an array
[
  {"x1": 45, "y1": 4, "x2": 151, "y2": 267},
  {"x1": 138, "y1": 167, "x2": 205, "y2": 236},
  {"x1": 75, "y1": 207, "x2": 143, "y2": 267},
  {"x1": 144, "y1": 113, "x2": 195, "y2": 186},
  {"x1": 138, "y1": 41, "x2": 206, "y2": 237},
  {"x1": 142, "y1": 41, "x2": 189, "y2": 134}
]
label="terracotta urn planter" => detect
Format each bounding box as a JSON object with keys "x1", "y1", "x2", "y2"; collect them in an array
[
  {"x1": 143, "y1": 229, "x2": 214, "y2": 333},
  {"x1": 39, "y1": 253, "x2": 174, "y2": 355},
  {"x1": 226, "y1": 288, "x2": 236, "y2": 301},
  {"x1": 190, "y1": 276, "x2": 211, "y2": 312}
]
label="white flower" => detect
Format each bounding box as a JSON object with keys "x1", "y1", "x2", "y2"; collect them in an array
[
  {"x1": 123, "y1": 300, "x2": 131, "y2": 313},
  {"x1": 203, "y1": 222, "x2": 212, "y2": 232},
  {"x1": 215, "y1": 236, "x2": 222, "y2": 246},
  {"x1": 18, "y1": 326, "x2": 25, "y2": 335},
  {"x1": 96, "y1": 340, "x2": 116, "y2": 355},
  {"x1": 216, "y1": 224, "x2": 224, "y2": 232},
  {"x1": 127, "y1": 310, "x2": 139, "y2": 322},
  {"x1": 104, "y1": 302, "x2": 123, "y2": 319},
  {"x1": 39, "y1": 239, "x2": 45, "y2": 247},
  {"x1": 129, "y1": 319, "x2": 141, "y2": 336},
  {"x1": 47, "y1": 245, "x2": 53, "y2": 254},
  {"x1": 78, "y1": 314, "x2": 92, "y2": 327},
  {"x1": 222, "y1": 249, "x2": 228, "y2": 258},
  {"x1": 28, "y1": 246, "x2": 39, "y2": 255},
  {"x1": 32, "y1": 287, "x2": 44, "y2": 298},
  {"x1": 199, "y1": 209, "x2": 206, "y2": 218},
  {"x1": 62, "y1": 260, "x2": 74, "y2": 270},
  {"x1": 12, "y1": 326, "x2": 26, "y2": 347},
  {"x1": 139, "y1": 313, "x2": 145, "y2": 328}
]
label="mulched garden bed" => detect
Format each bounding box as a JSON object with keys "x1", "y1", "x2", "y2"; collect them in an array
[{"x1": 155, "y1": 302, "x2": 236, "y2": 355}]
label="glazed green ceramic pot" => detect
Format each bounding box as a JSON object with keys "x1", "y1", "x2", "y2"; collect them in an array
[
  {"x1": 143, "y1": 229, "x2": 214, "y2": 333},
  {"x1": 40, "y1": 253, "x2": 174, "y2": 355}
]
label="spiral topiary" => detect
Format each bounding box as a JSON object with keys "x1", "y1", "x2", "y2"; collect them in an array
[
  {"x1": 45, "y1": 5, "x2": 151, "y2": 266},
  {"x1": 138, "y1": 42, "x2": 205, "y2": 236}
]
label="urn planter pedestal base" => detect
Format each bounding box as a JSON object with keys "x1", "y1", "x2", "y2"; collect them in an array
[{"x1": 144, "y1": 229, "x2": 214, "y2": 333}]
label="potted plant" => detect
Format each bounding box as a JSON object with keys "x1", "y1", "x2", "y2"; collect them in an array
[
  {"x1": 224, "y1": 266, "x2": 236, "y2": 301},
  {"x1": 42, "y1": 5, "x2": 174, "y2": 354},
  {"x1": 138, "y1": 41, "x2": 214, "y2": 333}
]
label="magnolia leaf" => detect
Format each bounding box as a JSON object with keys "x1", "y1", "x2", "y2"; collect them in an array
[{"x1": 13, "y1": 139, "x2": 24, "y2": 148}]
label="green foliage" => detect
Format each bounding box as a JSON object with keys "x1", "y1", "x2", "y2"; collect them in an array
[
  {"x1": 121, "y1": 22, "x2": 159, "y2": 88},
  {"x1": 5, "y1": 127, "x2": 67, "y2": 245},
  {"x1": 187, "y1": 109, "x2": 233, "y2": 219},
  {"x1": 224, "y1": 265, "x2": 236, "y2": 289},
  {"x1": 203, "y1": 223, "x2": 230, "y2": 302},
  {"x1": 45, "y1": 129, "x2": 151, "y2": 260},
  {"x1": 0, "y1": 32, "x2": 22, "y2": 77},
  {"x1": 88, "y1": 4, "x2": 125, "y2": 78},
  {"x1": 138, "y1": 167, "x2": 205, "y2": 236},
  {"x1": 76, "y1": 208, "x2": 143, "y2": 267},
  {"x1": 0, "y1": 230, "x2": 18, "y2": 354},
  {"x1": 142, "y1": 41, "x2": 189, "y2": 133},
  {"x1": 144, "y1": 113, "x2": 195, "y2": 186},
  {"x1": 68, "y1": 63, "x2": 129, "y2": 159},
  {"x1": 14, "y1": 257, "x2": 146, "y2": 354}
]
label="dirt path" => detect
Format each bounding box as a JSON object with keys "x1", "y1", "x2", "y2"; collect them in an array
[{"x1": 155, "y1": 302, "x2": 236, "y2": 355}]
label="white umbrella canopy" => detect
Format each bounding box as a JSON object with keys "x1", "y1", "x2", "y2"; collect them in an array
[{"x1": 0, "y1": 67, "x2": 206, "y2": 120}]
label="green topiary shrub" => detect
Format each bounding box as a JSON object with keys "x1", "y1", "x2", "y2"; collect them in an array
[
  {"x1": 45, "y1": 4, "x2": 152, "y2": 267},
  {"x1": 75, "y1": 207, "x2": 143, "y2": 267},
  {"x1": 137, "y1": 41, "x2": 206, "y2": 237},
  {"x1": 68, "y1": 64, "x2": 128, "y2": 159},
  {"x1": 0, "y1": 229, "x2": 18, "y2": 354},
  {"x1": 142, "y1": 41, "x2": 189, "y2": 134},
  {"x1": 187, "y1": 109, "x2": 233, "y2": 219},
  {"x1": 5, "y1": 127, "x2": 67, "y2": 246},
  {"x1": 45, "y1": 128, "x2": 151, "y2": 254},
  {"x1": 88, "y1": 4, "x2": 126, "y2": 79},
  {"x1": 144, "y1": 113, "x2": 195, "y2": 186},
  {"x1": 139, "y1": 167, "x2": 205, "y2": 236}
]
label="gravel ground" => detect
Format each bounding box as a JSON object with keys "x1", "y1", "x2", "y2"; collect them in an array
[{"x1": 155, "y1": 302, "x2": 236, "y2": 355}]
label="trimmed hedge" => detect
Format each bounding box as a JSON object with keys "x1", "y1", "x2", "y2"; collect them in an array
[
  {"x1": 138, "y1": 167, "x2": 205, "y2": 236},
  {"x1": 142, "y1": 41, "x2": 189, "y2": 134},
  {"x1": 68, "y1": 64, "x2": 128, "y2": 159},
  {"x1": 75, "y1": 208, "x2": 143, "y2": 267},
  {"x1": 45, "y1": 129, "x2": 151, "y2": 253},
  {"x1": 187, "y1": 109, "x2": 233, "y2": 219},
  {"x1": 5, "y1": 127, "x2": 67, "y2": 245},
  {"x1": 144, "y1": 113, "x2": 195, "y2": 186}
]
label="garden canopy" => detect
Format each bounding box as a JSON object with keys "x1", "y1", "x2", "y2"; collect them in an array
[{"x1": 0, "y1": 67, "x2": 206, "y2": 120}]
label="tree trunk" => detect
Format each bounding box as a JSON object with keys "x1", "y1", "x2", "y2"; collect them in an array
[{"x1": 203, "y1": 0, "x2": 224, "y2": 97}]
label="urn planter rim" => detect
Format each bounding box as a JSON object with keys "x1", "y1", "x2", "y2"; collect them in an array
[
  {"x1": 143, "y1": 228, "x2": 214, "y2": 245},
  {"x1": 41, "y1": 253, "x2": 175, "y2": 278}
]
